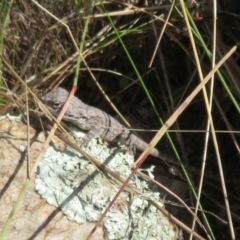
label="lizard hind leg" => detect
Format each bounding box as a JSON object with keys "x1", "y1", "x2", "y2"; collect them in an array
[
  {"x1": 116, "y1": 142, "x2": 136, "y2": 156},
  {"x1": 117, "y1": 136, "x2": 136, "y2": 156}
]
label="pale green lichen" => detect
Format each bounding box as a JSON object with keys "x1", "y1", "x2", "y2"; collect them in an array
[
  {"x1": 0, "y1": 113, "x2": 22, "y2": 121},
  {"x1": 35, "y1": 126, "x2": 176, "y2": 240}
]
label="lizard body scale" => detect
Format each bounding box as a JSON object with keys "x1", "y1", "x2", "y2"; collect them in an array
[{"x1": 42, "y1": 87, "x2": 176, "y2": 164}]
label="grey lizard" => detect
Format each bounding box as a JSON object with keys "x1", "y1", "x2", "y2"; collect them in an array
[
  {"x1": 42, "y1": 88, "x2": 225, "y2": 181},
  {"x1": 41, "y1": 87, "x2": 175, "y2": 164}
]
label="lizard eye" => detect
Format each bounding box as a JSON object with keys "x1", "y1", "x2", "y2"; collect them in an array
[{"x1": 52, "y1": 101, "x2": 62, "y2": 110}]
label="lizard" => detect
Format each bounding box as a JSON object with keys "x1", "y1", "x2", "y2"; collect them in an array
[
  {"x1": 42, "y1": 88, "x2": 226, "y2": 182},
  {"x1": 41, "y1": 87, "x2": 176, "y2": 165}
]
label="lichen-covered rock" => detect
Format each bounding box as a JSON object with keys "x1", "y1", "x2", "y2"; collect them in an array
[{"x1": 0, "y1": 114, "x2": 176, "y2": 240}]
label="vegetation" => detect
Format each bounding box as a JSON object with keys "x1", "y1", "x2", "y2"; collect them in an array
[{"x1": 0, "y1": 0, "x2": 240, "y2": 239}]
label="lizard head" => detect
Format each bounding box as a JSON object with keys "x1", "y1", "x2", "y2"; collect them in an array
[
  {"x1": 41, "y1": 87, "x2": 71, "y2": 115},
  {"x1": 41, "y1": 87, "x2": 87, "y2": 123}
]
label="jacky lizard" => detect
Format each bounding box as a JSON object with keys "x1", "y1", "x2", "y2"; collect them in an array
[
  {"x1": 42, "y1": 88, "x2": 226, "y2": 182},
  {"x1": 42, "y1": 87, "x2": 176, "y2": 164}
]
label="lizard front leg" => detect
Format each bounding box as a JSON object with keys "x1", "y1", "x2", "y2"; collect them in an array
[{"x1": 77, "y1": 128, "x2": 101, "y2": 146}]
